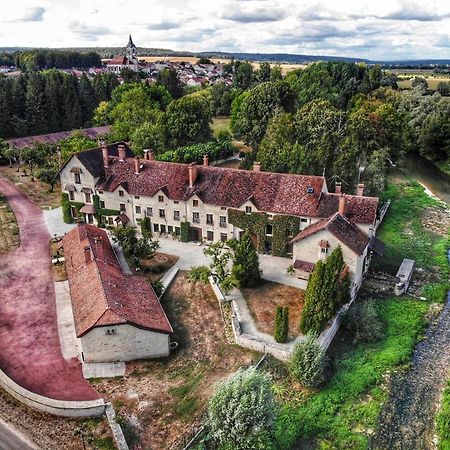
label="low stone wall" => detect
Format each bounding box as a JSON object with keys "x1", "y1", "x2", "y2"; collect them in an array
[
  {"x1": 0, "y1": 368, "x2": 105, "y2": 417},
  {"x1": 208, "y1": 276, "x2": 226, "y2": 303}
]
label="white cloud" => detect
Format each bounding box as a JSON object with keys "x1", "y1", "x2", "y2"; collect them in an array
[{"x1": 1, "y1": 0, "x2": 450, "y2": 60}]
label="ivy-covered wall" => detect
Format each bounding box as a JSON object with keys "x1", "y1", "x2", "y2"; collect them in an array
[
  {"x1": 228, "y1": 209, "x2": 300, "y2": 257},
  {"x1": 180, "y1": 221, "x2": 191, "y2": 242}
]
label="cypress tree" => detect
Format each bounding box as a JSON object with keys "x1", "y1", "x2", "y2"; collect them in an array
[
  {"x1": 232, "y1": 229, "x2": 261, "y2": 288},
  {"x1": 44, "y1": 70, "x2": 63, "y2": 132},
  {"x1": 300, "y1": 260, "x2": 325, "y2": 334},
  {"x1": 274, "y1": 306, "x2": 289, "y2": 343}
]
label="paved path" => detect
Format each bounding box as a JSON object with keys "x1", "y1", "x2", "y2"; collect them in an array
[
  {"x1": 0, "y1": 420, "x2": 37, "y2": 450},
  {"x1": 372, "y1": 293, "x2": 450, "y2": 449},
  {"x1": 43, "y1": 206, "x2": 75, "y2": 238},
  {"x1": 157, "y1": 237, "x2": 307, "y2": 289},
  {"x1": 0, "y1": 177, "x2": 99, "y2": 401}
]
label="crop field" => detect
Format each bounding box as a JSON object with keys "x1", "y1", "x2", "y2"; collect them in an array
[{"x1": 393, "y1": 69, "x2": 450, "y2": 90}]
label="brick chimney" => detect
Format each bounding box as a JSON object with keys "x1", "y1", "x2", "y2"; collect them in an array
[
  {"x1": 356, "y1": 183, "x2": 365, "y2": 196},
  {"x1": 134, "y1": 156, "x2": 140, "y2": 174},
  {"x1": 253, "y1": 162, "x2": 261, "y2": 172},
  {"x1": 188, "y1": 163, "x2": 198, "y2": 188},
  {"x1": 338, "y1": 193, "x2": 346, "y2": 215},
  {"x1": 102, "y1": 143, "x2": 109, "y2": 169},
  {"x1": 335, "y1": 182, "x2": 342, "y2": 194},
  {"x1": 118, "y1": 144, "x2": 126, "y2": 162},
  {"x1": 84, "y1": 246, "x2": 92, "y2": 264},
  {"x1": 93, "y1": 237, "x2": 103, "y2": 261},
  {"x1": 203, "y1": 154, "x2": 209, "y2": 167}
]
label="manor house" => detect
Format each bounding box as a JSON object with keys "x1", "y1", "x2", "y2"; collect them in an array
[{"x1": 60, "y1": 142, "x2": 384, "y2": 292}]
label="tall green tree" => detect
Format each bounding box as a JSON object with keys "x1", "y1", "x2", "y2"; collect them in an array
[
  {"x1": 157, "y1": 67, "x2": 183, "y2": 99},
  {"x1": 231, "y1": 230, "x2": 261, "y2": 288},
  {"x1": 79, "y1": 73, "x2": 97, "y2": 126},
  {"x1": 25, "y1": 72, "x2": 48, "y2": 135}
]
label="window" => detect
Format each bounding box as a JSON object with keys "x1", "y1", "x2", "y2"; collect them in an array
[
  {"x1": 174, "y1": 200, "x2": 179, "y2": 204},
  {"x1": 219, "y1": 216, "x2": 227, "y2": 228},
  {"x1": 321, "y1": 248, "x2": 328, "y2": 254},
  {"x1": 74, "y1": 173, "x2": 81, "y2": 184},
  {"x1": 146, "y1": 207, "x2": 153, "y2": 217},
  {"x1": 168, "y1": 225, "x2": 173, "y2": 234},
  {"x1": 266, "y1": 224, "x2": 273, "y2": 236},
  {"x1": 97, "y1": 190, "x2": 103, "y2": 194},
  {"x1": 221, "y1": 206, "x2": 227, "y2": 210},
  {"x1": 135, "y1": 205, "x2": 141, "y2": 214},
  {"x1": 193, "y1": 212, "x2": 200, "y2": 223},
  {"x1": 100, "y1": 200, "x2": 105, "y2": 208},
  {"x1": 154, "y1": 223, "x2": 159, "y2": 232},
  {"x1": 160, "y1": 224, "x2": 166, "y2": 233},
  {"x1": 300, "y1": 218, "x2": 308, "y2": 223},
  {"x1": 220, "y1": 233, "x2": 228, "y2": 242},
  {"x1": 84, "y1": 192, "x2": 91, "y2": 203},
  {"x1": 245, "y1": 206, "x2": 252, "y2": 214},
  {"x1": 175, "y1": 226, "x2": 181, "y2": 236},
  {"x1": 159, "y1": 209, "x2": 165, "y2": 218},
  {"x1": 193, "y1": 199, "x2": 199, "y2": 207},
  {"x1": 108, "y1": 217, "x2": 113, "y2": 225},
  {"x1": 134, "y1": 195, "x2": 140, "y2": 199},
  {"x1": 119, "y1": 190, "x2": 124, "y2": 197},
  {"x1": 158, "y1": 195, "x2": 164, "y2": 202},
  {"x1": 69, "y1": 191, "x2": 74, "y2": 201},
  {"x1": 70, "y1": 206, "x2": 77, "y2": 218},
  {"x1": 207, "y1": 230, "x2": 214, "y2": 241},
  {"x1": 174, "y1": 210, "x2": 180, "y2": 221},
  {"x1": 206, "y1": 214, "x2": 213, "y2": 225},
  {"x1": 119, "y1": 203, "x2": 125, "y2": 212}
]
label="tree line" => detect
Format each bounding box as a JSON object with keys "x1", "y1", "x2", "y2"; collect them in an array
[
  {"x1": 0, "y1": 70, "x2": 118, "y2": 138},
  {"x1": 14, "y1": 50, "x2": 102, "y2": 71}
]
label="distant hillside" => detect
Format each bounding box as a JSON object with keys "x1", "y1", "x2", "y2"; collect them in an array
[{"x1": 1, "y1": 46, "x2": 450, "y2": 67}]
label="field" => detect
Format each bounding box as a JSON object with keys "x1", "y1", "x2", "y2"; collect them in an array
[
  {"x1": 139, "y1": 55, "x2": 306, "y2": 75},
  {"x1": 393, "y1": 69, "x2": 450, "y2": 90},
  {"x1": 0, "y1": 193, "x2": 19, "y2": 253},
  {"x1": 0, "y1": 166, "x2": 61, "y2": 209},
  {"x1": 242, "y1": 281, "x2": 305, "y2": 338},
  {"x1": 93, "y1": 272, "x2": 254, "y2": 449}
]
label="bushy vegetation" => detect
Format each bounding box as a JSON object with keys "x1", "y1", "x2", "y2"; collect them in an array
[
  {"x1": 207, "y1": 367, "x2": 276, "y2": 450},
  {"x1": 300, "y1": 247, "x2": 350, "y2": 334},
  {"x1": 275, "y1": 297, "x2": 429, "y2": 449},
  {"x1": 61, "y1": 192, "x2": 73, "y2": 224},
  {"x1": 156, "y1": 139, "x2": 234, "y2": 164},
  {"x1": 187, "y1": 266, "x2": 211, "y2": 284},
  {"x1": 274, "y1": 306, "x2": 289, "y2": 343},
  {"x1": 289, "y1": 334, "x2": 327, "y2": 388},
  {"x1": 436, "y1": 379, "x2": 450, "y2": 450},
  {"x1": 345, "y1": 299, "x2": 385, "y2": 344}
]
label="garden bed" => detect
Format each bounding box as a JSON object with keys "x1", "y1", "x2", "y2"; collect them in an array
[
  {"x1": 0, "y1": 193, "x2": 20, "y2": 253},
  {"x1": 139, "y1": 252, "x2": 179, "y2": 282},
  {"x1": 91, "y1": 272, "x2": 254, "y2": 450},
  {"x1": 241, "y1": 280, "x2": 305, "y2": 339}
]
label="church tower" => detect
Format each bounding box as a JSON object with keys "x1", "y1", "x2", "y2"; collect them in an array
[{"x1": 126, "y1": 35, "x2": 139, "y2": 72}]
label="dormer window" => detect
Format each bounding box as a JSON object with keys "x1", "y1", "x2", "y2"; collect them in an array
[
  {"x1": 159, "y1": 195, "x2": 164, "y2": 202},
  {"x1": 245, "y1": 206, "x2": 252, "y2": 214},
  {"x1": 193, "y1": 199, "x2": 199, "y2": 207}
]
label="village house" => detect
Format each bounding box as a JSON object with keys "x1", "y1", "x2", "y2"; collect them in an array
[
  {"x1": 59, "y1": 142, "x2": 383, "y2": 293},
  {"x1": 63, "y1": 223, "x2": 173, "y2": 363},
  {"x1": 106, "y1": 35, "x2": 139, "y2": 74}
]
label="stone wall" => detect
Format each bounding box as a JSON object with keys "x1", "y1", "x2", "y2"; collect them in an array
[{"x1": 0, "y1": 368, "x2": 105, "y2": 417}]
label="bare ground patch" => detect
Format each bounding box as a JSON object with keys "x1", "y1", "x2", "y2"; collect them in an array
[
  {"x1": 92, "y1": 272, "x2": 254, "y2": 450},
  {"x1": 0, "y1": 166, "x2": 61, "y2": 209},
  {"x1": 242, "y1": 280, "x2": 305, "y2": 339},
  {"x1": 139, "y1": 251, "x2": 179, "y2": 283}
]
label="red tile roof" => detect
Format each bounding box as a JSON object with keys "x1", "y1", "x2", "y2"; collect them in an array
[
  {"x1": 106, "y1": 55, "x2": 129, "y2": 65},
  {"x1": 290, "y1": 213, "x2": 371, "y2": 255},
  {"x1": 69, "y1": 144, "x2": 379, "y2": 223},
  {"x1": 63, "y1": 224, "x2": 172, "y2": 337},
  {"x1": 293, "y1": 260, "x2": 315, "y2": 272}
]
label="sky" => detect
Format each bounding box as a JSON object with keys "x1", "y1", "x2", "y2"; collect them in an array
[{"x1": 1, "y1": 0, "x2": 450, "y2": 60}]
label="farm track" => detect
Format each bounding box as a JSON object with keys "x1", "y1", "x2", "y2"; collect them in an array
[{"x1": 371, "y1": 293, "x2": 450, "y2": 450}]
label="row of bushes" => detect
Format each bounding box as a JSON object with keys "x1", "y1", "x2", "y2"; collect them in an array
[{"x1": 156, "y1": 139, "x2": 235, "y2": 164}]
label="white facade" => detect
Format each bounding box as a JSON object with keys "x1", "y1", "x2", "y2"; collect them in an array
[{"x1": 80, "y1": 324, "x2": 170, "y2": 363}]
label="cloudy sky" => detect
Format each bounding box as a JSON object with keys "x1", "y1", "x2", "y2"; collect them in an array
[{"x1": 2, "y1": 0, "x2": 450, "y2": 60}]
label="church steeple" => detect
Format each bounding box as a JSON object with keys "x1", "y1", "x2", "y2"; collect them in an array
[
  {"x1": 125, "y1": 34, "x2": 138, "y2": 71},
  {"x1": 127, "y1": 34, "x2": 136, "y2": 50}
]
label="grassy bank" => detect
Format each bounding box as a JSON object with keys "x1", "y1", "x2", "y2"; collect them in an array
[
  {"x1": 273, "y1": 297, "x2": 429, "y2": 449},
  {"x1": 437, "y1": 379, "x2": 450, "y2": 450},
  {"x1": 373, "y1": 177, "x2": 449, "y2": 302}
]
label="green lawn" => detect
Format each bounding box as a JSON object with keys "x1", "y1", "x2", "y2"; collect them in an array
[
  {"x1": 211, "y1": 116, "x2": 231, "y2": 139},
  {"x1": 437, "y1": 379, "x2": 450, "y2": 450},
  {"x1": 273, "y1": 297, "x2": 429, "y2": 449}
]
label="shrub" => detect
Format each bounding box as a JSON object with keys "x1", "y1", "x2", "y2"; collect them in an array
[
  {"x1": 180, "y1": 221, "x2": 190, "y2": 242},
  {"x1": 274, "y1": 306, "x2": 289, "y2": 343},
  {"x1": 140, "y1": 216, "x2": 152, "y2": 237},
  {"x1": 345, "y1": 299, "x2": 385, "y2": 344},
  {"x1": 61, "y1": 192, "x2": 73, "y2": 224},
  {"x1": 290, "y1": 334, "x2": 327, "y2": 388},
  {"x1": 231, "y1": 229, "x2": 261, "y2": 288},
  {"x1": 208, "y1": 367, "x2": 276, "y2": 450},
  {"x1": 187, "y1": 266, "x2": 211, "y2": 284},
  {"x1": 151, "y1": 280, "x2": 164, "y2": 297},
  {"x1": 422, "y1": 282, "x2": 449, "y2": 303}
]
